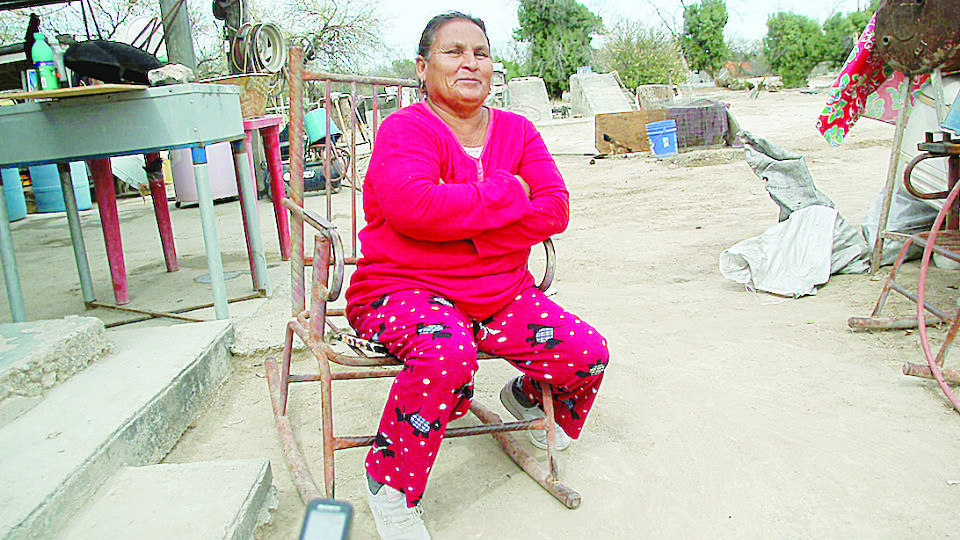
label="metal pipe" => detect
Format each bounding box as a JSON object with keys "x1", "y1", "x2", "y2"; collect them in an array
[
  {"x1": 349, "y1": 82, "x2": 359, "y2": 259},
  {"x1": 903, "y1": 361, "x2": 960, "y2": 383},
  {"x1": 915, "y1": 176, "x2": 960, "y2": 413},
  {"x1": 847, "y1": 316, "x2": 940, "y2": 331},
  {"x1": 90, "y1": 158, "x2": 128, "y2": 304},
  {"x1": 58, "y1": 162, "x2": 96, "y2": 304},
  {"x1": 265, "y1": 357, "x2": 322, "y2": 503},
  {"x1": 288, "y1": 46, "x2": 306, "y2": 317},
  {"x1": 303, "y1": 71, "x2": 417, "y2": 87},
  {"x1": 232, "y1": 139, "x2": 270, "y2": 294},
  {"x1": 191, "y1": 146, "x2": 229, "y2": 320},
  {"x1": 0, "y1": 179, "x2": 25, "y2": 322}
]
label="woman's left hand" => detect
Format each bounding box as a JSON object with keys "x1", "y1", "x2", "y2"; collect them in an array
[{"x1": 514, "y1": 175, "x2": 531, "y2": 198}]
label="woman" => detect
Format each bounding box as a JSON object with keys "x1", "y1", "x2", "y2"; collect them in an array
[{"x1": 345, "y1": 11, "x2": 608, "y2": 539}]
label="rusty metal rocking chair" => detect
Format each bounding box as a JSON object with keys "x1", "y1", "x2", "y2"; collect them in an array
[{"x1": 264, "y1": 46, "x2": 581, "y2": 509}]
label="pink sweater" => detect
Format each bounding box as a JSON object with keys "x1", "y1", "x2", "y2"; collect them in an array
[{"x1": 345, "y1": 102, "x2": 569, "y2": 320}]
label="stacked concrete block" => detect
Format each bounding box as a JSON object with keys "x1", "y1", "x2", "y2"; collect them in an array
[
  {"x1": 636, "y1": 84, "x2": 677, "y2": 109},
  {"x1": 506, "y1": 77, "x2": 553, "y2": 123},
  {"x1": 570, "y1": 72, "x2": 636, "y2": 117}
]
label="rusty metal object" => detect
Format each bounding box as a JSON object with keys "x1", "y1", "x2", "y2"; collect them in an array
[
  {"x1": 909, "y1": 178, "x2": 960, "y2": 413},
  {"x1": 470, "y1": 400, "x2": 581, "y2": 509},
  {"x1": 875, "y1": 0, "x2": 960, "y2": 75},
  {"x1": 852, "y1": 136, "x2": 960, "y2": 333},
  {"x1": 847, "y1": 315, "x2": 941, "y2": 331},
  {"x1": 265, "y1": 357, "x2": 322, "y2": 503},
  {"x1": 903, "y1": 361, "x2": 960, "y2": 383},
  {"x1": 287, "y1": 47, "x2": 306, "y2": 317}
]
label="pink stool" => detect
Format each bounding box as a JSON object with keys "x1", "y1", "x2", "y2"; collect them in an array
[{"x1": 87, "y1": 118, "x2": 288, "y2": 307}]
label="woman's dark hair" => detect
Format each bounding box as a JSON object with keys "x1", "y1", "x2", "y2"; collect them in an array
[{"x1": 417, "y1": 11, "x2": 488, "y2": 60}]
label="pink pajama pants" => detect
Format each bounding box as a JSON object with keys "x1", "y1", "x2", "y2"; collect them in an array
[{"x1": 347, "y1": 287, "x2": 608, "y2": 507}]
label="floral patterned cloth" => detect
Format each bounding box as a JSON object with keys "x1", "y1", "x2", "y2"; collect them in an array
[{"x1": 817, "y1": 14, "x2": 929, "y2": 146}]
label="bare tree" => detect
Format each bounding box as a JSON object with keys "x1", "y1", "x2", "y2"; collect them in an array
[
  {"x1": 1, "y1": 0, "x2": 383, "y2": 76},
  {"x1": 0, "y1": 0, "x2": 157, "y2": 43},
  {"x1": 645, "y1": 0, "x2": 682, "y2": 40},
  {"x1": 257, "y1": 0, "x2": 385, "y2": 73}
]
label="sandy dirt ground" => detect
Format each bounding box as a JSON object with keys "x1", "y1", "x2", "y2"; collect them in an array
[{"x1": 43, "y1": 79, "x2": 960, "y2": 538}]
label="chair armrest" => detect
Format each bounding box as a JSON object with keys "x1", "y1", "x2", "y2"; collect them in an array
[
  {"x1": 537, "y1": 238, "x2": 556, "y2": 292},
  {"x1": 282, "y1": 198, "x2": 345, "y2": 302}
]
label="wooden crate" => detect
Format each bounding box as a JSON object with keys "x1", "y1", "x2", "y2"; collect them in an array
[{"x1": 594, "y1": 109, "x2": 668, "y2": 154}]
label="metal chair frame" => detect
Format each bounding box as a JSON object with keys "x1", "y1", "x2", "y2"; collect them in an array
[{"x1": 264, "y1": 46, "x2": 581, "y2": 509}]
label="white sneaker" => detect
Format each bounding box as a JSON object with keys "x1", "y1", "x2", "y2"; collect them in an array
[
  {"x1": 365, "y1": 474, "x2": 431, "y2": 540},
  {"x1": 499, "y1": 375, "x2": 571, "y2": 451}
]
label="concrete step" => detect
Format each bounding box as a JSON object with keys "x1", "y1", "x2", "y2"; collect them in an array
[
  {"x1": 55, "y1": 459, "x2": 276, "y2": 540},
  {"x1": 0, "y1": 316, "x2": 109, "y2": 427},
  {"x1": 0, "y1": 320, "x2": 236, "y2": 540}
]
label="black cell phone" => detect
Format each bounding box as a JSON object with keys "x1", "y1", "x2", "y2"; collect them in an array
[{"x1": 298, "y1": 498, "x2": 353, "y2": 540}]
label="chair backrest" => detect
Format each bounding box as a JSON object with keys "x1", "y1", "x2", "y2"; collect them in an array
[{"x1": 285, "y1": 46, "x2": 420, "y2": 341}]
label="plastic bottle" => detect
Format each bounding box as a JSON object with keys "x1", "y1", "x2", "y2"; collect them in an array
[
  {"x1": 31, "y1": 32, "x2": 59, "y2": 90},
  {"x1": 49, "y1": 37, "x2": 68, "y2": 87}
]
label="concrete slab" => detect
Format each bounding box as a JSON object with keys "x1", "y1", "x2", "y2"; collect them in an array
[
  {"x1": 506, "y1": 77, "x2": 553, "y2": 123},
  {"x1": 0, "y1": 320, "x2": 233, "y2": 540},
  {"x1": 0, "y1": 316, "x2": 108, "y2": 426},
  {"x1": 570, "y1": 72, "x2": 635, "y2": 117},
  {"x1": 55, "y1": 459, "x2": 276, "y2": 540}
]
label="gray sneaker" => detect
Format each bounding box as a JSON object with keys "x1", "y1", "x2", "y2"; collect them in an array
[
  {"x1": 365, "y1": 474, "x2": 431, "y2": 540},
  {"x1": 499, "y1": 375, "x2": 571, "y2": 451}
]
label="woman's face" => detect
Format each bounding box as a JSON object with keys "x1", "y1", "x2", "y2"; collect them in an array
[{"x1": 416, "y1": 19, "x2": 493, "y2": 113}]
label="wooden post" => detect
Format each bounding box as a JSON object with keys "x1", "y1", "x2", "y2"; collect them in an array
[{"x1": 871, "y1": 75, "x2": 914, "y2": 273}]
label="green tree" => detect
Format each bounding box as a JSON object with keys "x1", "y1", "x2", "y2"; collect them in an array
[
  {"x1": 821, "y1": 13, "x2": 856, "y2": 68},
  {"x1": 597, "y1": 18, "x2": 685, "y2": 89},
  {"x1": 497, "y1": 57, "x2": 528, "y2": 82},
  {"x1": 515, "y1": 0, "x2": 602, "y2": 97},
  {"x1": 764, "y1": 12, "x2": 824, "y2": 88},
  {"x1": 679, "y1": 0, "x2": 728, "y2": 79},
  {"x1": 495, "y1": 39, "x2": 532, "y2": 81},
  {"x1": 821, "y1": 3, "x2": 878, "y2": 68}
]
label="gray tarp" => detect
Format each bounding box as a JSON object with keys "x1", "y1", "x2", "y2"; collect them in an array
[{"x1": 719, "y1": 131, "x2": 870, "y2": 297}]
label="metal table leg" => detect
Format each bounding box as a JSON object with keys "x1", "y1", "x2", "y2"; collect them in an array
[
  {"x1": 261, "y1": 123, "x2": 290, "y2": 260},
  {"x1": 0, "y1": 179, "x2": 25, "y2": 322},
  {"x1": 89, "y1": 158, "x2": 129, "y2": 305},
  {"x1": 191, "y1": 146, "x2": 229, "y2": 319},
  {"x1": 233, "y1": 139, "x2": 270, "y2": 295},
  {"x1": 57, "y1": 162, "x2": 96, "y2": 305}
]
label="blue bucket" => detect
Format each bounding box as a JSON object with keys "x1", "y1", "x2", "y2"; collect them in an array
[
  {"x1": 304, "y1": 108, "x2": 342, "y2": 146},
  {"x1": 1, "y1": 168, "x2": 27, "y2": 221},
  {"x1": 29, "y1": 162, "x2": 92, "y2": 213},
  {"x1": 647, "y1": 119, "x2": 679, "y2": 157}
]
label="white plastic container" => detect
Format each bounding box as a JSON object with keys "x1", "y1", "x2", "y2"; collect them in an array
[{"x1": 169, "y1": 142, "x2": 239, "y2": 205}]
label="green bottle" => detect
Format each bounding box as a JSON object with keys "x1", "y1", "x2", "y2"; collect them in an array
[{"x1": 32, "y1": 32, "x2": 59, "y2": 90}]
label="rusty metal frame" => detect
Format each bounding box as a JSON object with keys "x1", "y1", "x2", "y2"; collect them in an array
[
  {"x1": 850, "y1": 132, "x2": 960, "y2": 333},
  {"x1": 849, "y1": 131, "x2": 960, "y2": 412},
  {"x1": 266, "y1": 46, "x2": 579, "y2": 509}
]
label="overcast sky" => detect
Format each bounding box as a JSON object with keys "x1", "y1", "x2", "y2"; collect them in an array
[{"x1": 378, "y1": 0, "x2": 870, "y2": 57}]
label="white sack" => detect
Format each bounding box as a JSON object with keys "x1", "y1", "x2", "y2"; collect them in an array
[
  {"x1": 861, "y1": 184, "x2": 937, "y2": 267},
  {"x1": 719, "y1": 205, "x2": 842, "y2": 297}
]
